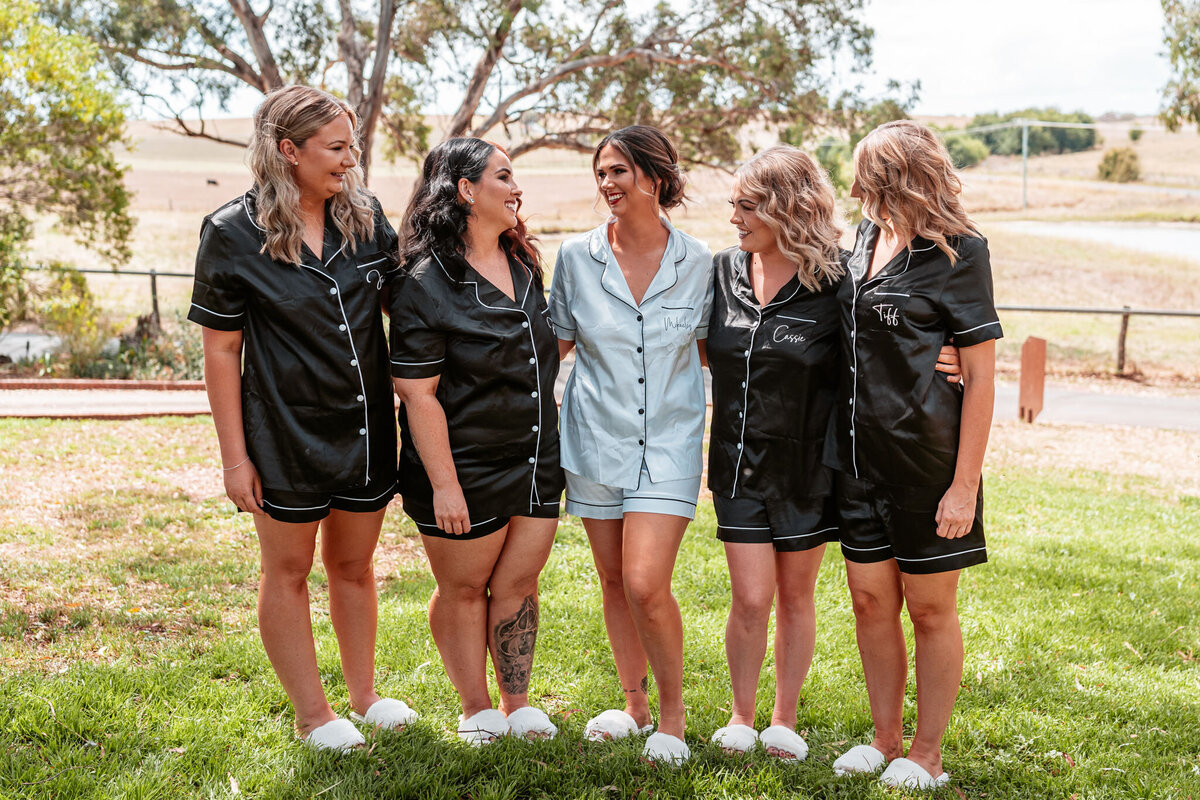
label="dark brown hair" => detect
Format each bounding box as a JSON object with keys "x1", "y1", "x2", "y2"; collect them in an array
[
  {"x1": 400, "y1": 138, "x2": 541, "y2": 277},
  {"x1": 592, "y1": 125, "x2": 687, "y2": 211}
]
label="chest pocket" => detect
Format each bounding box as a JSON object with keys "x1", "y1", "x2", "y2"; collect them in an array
[
  {"x1": 354, "y1": 253, "x2": 393, "y2": 290},
  {"x1": 652, "y1": 304, "x2": 698, "y2": 349}
]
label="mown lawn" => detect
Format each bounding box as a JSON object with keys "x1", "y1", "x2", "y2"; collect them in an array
[{"x1": 0, "y1": 418, "x2": 1198, "y2": 799}]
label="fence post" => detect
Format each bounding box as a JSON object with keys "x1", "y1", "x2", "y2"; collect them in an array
[
  {"x1": 150, "y1": 268, "x2": 161, "y2": 331},
  {"x1": 1116, "y1": 305, "x2": 1131, "y2": 375},
  {"x1": 1021, "y1": 119, "x2": 1029, "y2": 211},
  {"x1": 1019, "y1": 336, "x2": 1047, "y2": 423}
]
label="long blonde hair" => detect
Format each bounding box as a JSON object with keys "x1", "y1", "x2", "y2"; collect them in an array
[
  {"x1": 853, "y1": 120, "x2": 977, "y2": 265},
  {"x1": 247, "y1": 85, "x2": 375, "y2": 265},
  {"x1": 734, "y1": 145, "x2": 843, "y2": 292}
]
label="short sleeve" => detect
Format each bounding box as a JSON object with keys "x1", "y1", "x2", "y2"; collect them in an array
[
  {"x1": 388, "y1": 274, "x2": 447, "y2": 378},
  {"x1": 187, "y1": 219, "x2": 246, "y2": 331},
  {"x1": 547, "y1": 248, "x2": 576, "y2": 341},
  {"x1": 695, "y1": 255, "x2": 715, "y2": 340},
  {"x1": 939, "y1": 237, "x2": 1003, "y2": 347}
]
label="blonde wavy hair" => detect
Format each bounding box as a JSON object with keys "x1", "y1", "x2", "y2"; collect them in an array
[
  {"x1": 852, "y1": 120, "x2": 977, "y2": 265},
  {"x1": 734, "y1": 145, "x2": 844, "y2": 292},
  {"x1": 247, "y1": 85, "x2": 375, "y2": 265}
]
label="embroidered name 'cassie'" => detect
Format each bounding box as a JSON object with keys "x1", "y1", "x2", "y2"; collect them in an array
[{"x1": 772, "y1": 325, "x2": 807, "y2": 344}]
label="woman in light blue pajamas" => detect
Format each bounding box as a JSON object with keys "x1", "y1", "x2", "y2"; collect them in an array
[{"x1": 549, "y1": 125, "x2": 711, "y2": 765}]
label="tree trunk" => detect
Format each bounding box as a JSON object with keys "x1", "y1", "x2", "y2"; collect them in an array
[
  {"x1": 445, "y1": 0, "x2": 524, "y2": 139},
  {"x1": 227, "y1": 0, "x2": 283, "y2": 90},
  {"x1": 358, "y1": 0, "x2": 397, "y2": 180}
]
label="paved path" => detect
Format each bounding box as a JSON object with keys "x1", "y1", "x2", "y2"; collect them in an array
[{"x1": 1, "y1": 373, "x2": 1197, "y2": 431}]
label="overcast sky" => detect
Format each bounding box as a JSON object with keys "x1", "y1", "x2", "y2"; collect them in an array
[
  {"x1": 857, "y1": 0, "x2": 1169, "y2": 116},
  {"x1": 166, "y1": 0, "x2": 1172, "y2": 120}
]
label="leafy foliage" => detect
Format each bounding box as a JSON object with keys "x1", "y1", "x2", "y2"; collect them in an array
[
  {"x1": 1161, "y1": 0, "x2": 1200, "y2": 131},
  {"x1": 53, "y1": 0, "x2": 876, "y2": 170},
  {"x1": 943, "y1": 132, "x2": 990, "y2": 169},
  {"x1": 969, "y1": 108, "x2": 1097, "y2": 156},
  {"x1": 1097, "y1": 147, "x2": 1141, "y2": 183},
  {"x1": 0, "y1": 0, "x2": 132, "y2": 271}
]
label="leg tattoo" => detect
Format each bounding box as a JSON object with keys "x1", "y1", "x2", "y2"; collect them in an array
[{"x1": 494, "y1": 595, "x2": 538, "y2": 695}]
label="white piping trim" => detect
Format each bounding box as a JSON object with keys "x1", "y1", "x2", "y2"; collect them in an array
[
  {"x1": 872, "y1": 292, "x2": 910, "y2": 298},
  {"x1": 297, "y1": 261, "x2": 372, "y2": 486},
  {"x1": 895, "y1": 546, "x2": 987, "y2": 563},
  {"x1": 391, "y1": 357, "x2": 445, "y2": 366},
  {"x1": 263, "y1": 499, "x2": 331, "y2": 511},
  {"x1": 953, "y1": 320, "x2": 1002, "y2": 335},
  {"x1": 775, "y1": 314, "x2": 815, "y2": 323},
  {"x1": 840, "y1": 542, "x2": 892, "y2": 553},
  {"x1": 332, "y1": 481, "x2": 397, "y2": 502},
  {"x1": 849, "y1": 241, "x2": 915, "y2": 478},
  {"x1": 190, "y1": 302, "x2": 243, "y2": 319},
  {"x1": 356, "y1": 256, "x2": 388, "y2": 270},
  {"x1": 242, "y1": 195, "x2": 266, "y2": 231},
  {"x1": 776, "y1": 526, "x2": 837, "y2": 540}
]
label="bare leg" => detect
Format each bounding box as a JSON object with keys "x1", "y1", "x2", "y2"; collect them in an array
[
  {"x1": 722, "y1": 542, "x2": 776, "y2": 729},
  {"x1": 901, "y1": 570, "x2": 963, "y2": 778},
  {"x1": 584, "y1": 517, "x2": 652, "y2": 729},
  {"x1": 621, "y1": 512, "x2": 689, "y2": 739},
  {"x1": 845, "y1": 559, "x2": 906, "y2": 760},
  {"x1": 422, "y1": 528, "x2": 508, "y2": 718},
  {"x1": 254, "y1": 515, "x2": 335, "y2": 736},
  {"x1": 485, "y1": 516, "x2": 557, "y2": 715},
  {"x1": 319, "y1": 507, "x2": 386, "y2": 716},
  {"x1": 770, "y1": 544, "x2": 825, "y2": 730}
]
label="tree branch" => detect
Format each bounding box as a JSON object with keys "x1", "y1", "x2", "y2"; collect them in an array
[{"x1": 446, "y1": 0, "x2": 525, "y2": 139}]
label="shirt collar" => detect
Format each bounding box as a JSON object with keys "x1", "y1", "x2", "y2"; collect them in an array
[{"x1": 589, "y1": 216, "x2": 685, "y2": 309}]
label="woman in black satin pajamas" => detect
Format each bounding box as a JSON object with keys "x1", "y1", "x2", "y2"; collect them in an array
[
  {"x1": 190, "y1": 86, "x2": 416, "y2": 752},
  {"x1": 388, "y1": 137, "x2": 563, "y2": 745}
]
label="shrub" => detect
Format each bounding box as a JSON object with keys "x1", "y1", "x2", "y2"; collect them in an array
[
  {"x1": 943, "y1": 133, "x2": 990, "y2": 169},
  {"x1": 1129, "y1": 127, "x2": 1144, "y2": 142},
  {"x1": 1097, "y1": 147, "x2": 1141, "y2": 182}
]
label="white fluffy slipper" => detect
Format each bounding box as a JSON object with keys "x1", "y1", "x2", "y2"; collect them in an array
[
  {"x1": 584, "y1": 709, "x2": 654, "y2": 742},
  {"x1": 457, "y1": 708, "x2": 509, "y2": 746},
  {"x1": 303, "y1": 718, "x2": 365, "y2": 752},
  {"x1": 506, "y1": 706, "x2": 558, "y2": 741},
  {"x1": 710, "y1": 724, "x2": 758, "y2": 754},
  {"x1": 759, "y1": 725, "x2": 808, "y2": 762},
  {"x1": 880, "y1": 757, "x2": 949, "y2": 789},
  {"x1": 350, "y1": 698, "x2": 418, "y2": 731},
  {"x1": 833, "y1": 743, "x2": 888, "y2": 776},
  {"x1": 642, "y1": 731, "x2": 690, "y2": 765}
]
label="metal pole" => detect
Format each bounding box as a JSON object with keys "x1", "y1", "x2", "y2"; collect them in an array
[
  {"x1": 1021, "y1": 119, "x2": 1029, "y2": 211},
  {"x1": 1117, "y1": 305, "x2": 1131, "y2": 374},
  {"x1": 150, "y1": 268, "x2": 161, "y2": 331}
]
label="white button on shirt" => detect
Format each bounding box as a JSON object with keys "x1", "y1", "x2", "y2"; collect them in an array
[{"x1": 549, "y1": 218, "x2": 713, "y2": 490}]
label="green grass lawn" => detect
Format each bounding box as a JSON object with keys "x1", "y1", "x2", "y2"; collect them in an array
[{"x1": 1, "y1": 418, "x2": 1198, "y2": 798}]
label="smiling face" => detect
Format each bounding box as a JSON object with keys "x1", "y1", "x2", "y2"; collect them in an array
[
  {"x1": 728, "y1": 182, "x2": 780, "y2": 258},
  {"x1": 461, "y1": 148, "x2": 521, "y2": 233},
  {"x1": 595, "y1": 144, "x2": 659, "y2": 219},
  {"x1": 284, "y1": 113, "x2": 358, "y2": 202}
]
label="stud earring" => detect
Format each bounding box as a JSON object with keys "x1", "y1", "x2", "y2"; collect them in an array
[
  {"x1": 292, "y1": 161, "x2": 299, "y2": 166},
  {"x1": 468, "y1": 198, "x2": 475, "y2": 204}
]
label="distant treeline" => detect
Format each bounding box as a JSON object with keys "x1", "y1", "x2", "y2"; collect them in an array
[{"x1": 941, "y1": 108, "x2": 1097, "y2": 169}]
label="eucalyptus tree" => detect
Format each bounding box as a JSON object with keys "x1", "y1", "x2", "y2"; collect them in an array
[{"x1": 51, "y1": 0, "x2": 876, "y2": 177}]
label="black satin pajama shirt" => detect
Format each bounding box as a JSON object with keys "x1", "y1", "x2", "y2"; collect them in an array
[
  {"x1": 388, "y1": 251, "x2": 563, "y2": 534},
  {"x1": 188, "y1": 189, "x2": 400, "y2": 496}
]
